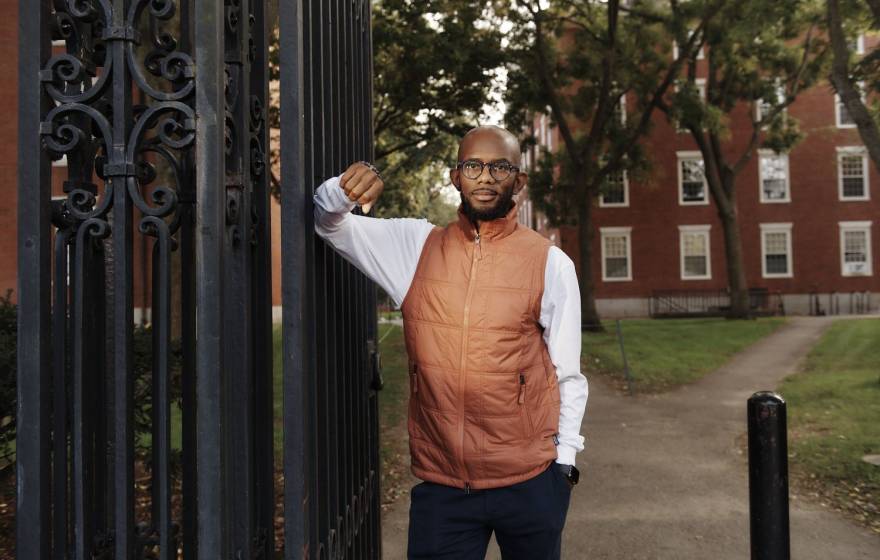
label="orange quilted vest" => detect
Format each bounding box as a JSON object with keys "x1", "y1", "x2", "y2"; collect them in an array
[{"x1": 400, "y1": 204, "x2": 561, "y2": 490}]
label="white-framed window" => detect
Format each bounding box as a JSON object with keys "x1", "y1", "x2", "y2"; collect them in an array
[
  {"x1": 758, "y1": 150, "x2": 790, "y2": 203},
  {"x1": 679, "y1": 225, "x2": 712, "y2": 280},
  {"x1": 677, "y1": 151, "x2": 709, "y2": 205},
  {"x1": 600, "y1": 168, "x2": 629, "y2": 207},
  {"x1": 837, "y1": 147, "x2": 870, "y2": 200},
  {"x1": 760, "y1": 223, "x2": 793, "y2": 278},
  {"x1": 839, "y1": 221, "x2": 873, "y2": 276},
  {"x1": 601, "y1": 227, "x2": 633, "y2": 282}
]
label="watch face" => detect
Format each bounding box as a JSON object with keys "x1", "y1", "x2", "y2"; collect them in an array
[{"x1": 568, "y1": 466, "x2": 580, "y2": 485}]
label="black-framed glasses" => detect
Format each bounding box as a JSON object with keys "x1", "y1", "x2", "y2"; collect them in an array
[{"x1": 456, "y1": 159, "x2": 520, "y2": 181}]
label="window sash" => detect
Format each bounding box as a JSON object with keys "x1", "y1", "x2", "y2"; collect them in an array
[
  {"x1": 602, "y1": 232, "x2": 631, "y2": 281},
  {"x1": 759, "y1": 153, "x2": 789, "y2": 202},
  {"x1": 763, "y1": 231, "x2": 790, "y2": 276},
  {"x1": 600, "y1": 170, "x2": 627, "y2": 206},
  {"x1": 839, "y1": 154, "x2": 867, "y2": 199},
  {"x1": 681, "y1": 231, "x2": 710, "y2": 278},
  {"x1": 680, "y1": 159, "x2": 706, "y2": 203}
]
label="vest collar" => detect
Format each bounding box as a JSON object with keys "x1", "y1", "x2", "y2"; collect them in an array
[{"x1": 456, "y1": 201, "x2": 519, "y2": 241}]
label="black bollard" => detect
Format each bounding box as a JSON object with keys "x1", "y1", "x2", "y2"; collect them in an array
[{"x1": 747, "y1": 392, "x2": 790, "y2": 560}]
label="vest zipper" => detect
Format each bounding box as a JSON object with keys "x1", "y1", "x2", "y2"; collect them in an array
[
  {"x1": 518, "y1": 374, "x2": 526, "y2": 404},
  {"x1": 457, "y1": 232, "x2": 481, "y2": 490},
  {"x1": 411, "y1": 364, "x2": 418, "y2": 394}
]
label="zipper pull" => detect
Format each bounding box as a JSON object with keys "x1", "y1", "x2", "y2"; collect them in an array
[
  {"x1": 465, "y1": 482, "x2": 471, "y2": 494},
  {"x1": 518, "y1": 374, "x2": 526, "y2": 404},
  {"x1": 475, "y1": 233, "x2": 483, "y2": 260},
  {"x1": 411, "y1": 365, "x2": 418, "y2": 393}
]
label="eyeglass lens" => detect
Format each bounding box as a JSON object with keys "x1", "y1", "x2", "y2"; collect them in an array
[{"x1": 461, "y1": 160, "x2": 514, "y2": 181}]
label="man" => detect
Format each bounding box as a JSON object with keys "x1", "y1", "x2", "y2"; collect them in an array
[{"x1": 314, "y1": 125, "x2": 588, "y2": 559}]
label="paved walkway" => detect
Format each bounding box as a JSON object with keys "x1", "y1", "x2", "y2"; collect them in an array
[{"x1": 381, "y1": 316, "x2": 880, "y2": 558}]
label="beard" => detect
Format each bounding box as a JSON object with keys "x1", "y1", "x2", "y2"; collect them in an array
[{"x1": 460, "y1": 187, "x2": 516, "y2": 224}]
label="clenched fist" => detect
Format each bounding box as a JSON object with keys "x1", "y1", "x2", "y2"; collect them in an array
[{"x1": 340, "y1": 161, "x2": 384, "y2": 214}]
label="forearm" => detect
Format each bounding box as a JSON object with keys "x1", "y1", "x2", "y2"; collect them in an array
[{"x1": 313, "y1": 176, "x2": 435, "y2": 306}]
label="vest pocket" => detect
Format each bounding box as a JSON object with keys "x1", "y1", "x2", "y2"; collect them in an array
[
  {"x1": 410, "y1": 363, "x2": 419, "y2": 395},
  {"x1": 518, "y1": 373, "x2": 535, "y2": 435}
]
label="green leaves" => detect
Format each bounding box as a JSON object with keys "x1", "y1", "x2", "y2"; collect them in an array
[{"x1": 372, "y1": 0, "x2": 508, "y2": 217}]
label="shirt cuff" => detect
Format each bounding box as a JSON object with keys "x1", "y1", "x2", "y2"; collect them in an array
[
  {"x1": 322, "y1": 176, "x2": 358, "y2": 213},
  {"x1": 555, "y1": 444, "x2": 578, "y2": 466}
]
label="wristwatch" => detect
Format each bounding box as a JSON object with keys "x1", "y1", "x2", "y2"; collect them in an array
[{"x1": 556, "y1": 463, "x2": 580, "y2": 487}]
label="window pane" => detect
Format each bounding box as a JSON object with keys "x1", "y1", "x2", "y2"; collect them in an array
[
  {"x1": 761, "y1": 155, "x2": 788, "y2": 200},
  {"x1": 681, "y1": 159, "x2": 706, "y2": 202},
  {"x1": 682, "y1": 231, "x2": 709, "y2": 277},
  {"x1": 842, "y1": 177, "x2": 865, "y2": 197},
  {"x1": 765, "y1": 254, "x2": 788, "y2": 274},
  {"x1": 683, "y1": 233, "x2": 706, "y2": 256},
  {"x1": 684, "y1": 256, "x2": 707, "y2": 277},
  {"x1": 606, "y1": 257, "x2": 629, "y2": 278},
  {"x1": 840, "y1": 155, "x2": 865, "y2": 198},
  {"x1": 844, "y1": 230, "x2": 867, "y2": 263},
  {"x1": 765, "y1": 232, "x2": 787, "y2": 254},
  {"x1": 604, "y1": 234, "x2": 629, "y2": 279},
  {"x1": 601, "y1": 170, "x2": 626, "y2": 204}
]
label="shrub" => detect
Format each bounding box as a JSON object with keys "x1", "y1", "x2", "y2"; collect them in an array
[
  {"x1": 0, "y1": 291, "x2": 15, "y2": 465},
  {"x1": 0, "y1": 291, "x2": 182, "y2": 470}
]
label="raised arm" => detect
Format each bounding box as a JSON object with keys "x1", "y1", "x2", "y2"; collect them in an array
[{"x1": 313, "y1": 163, "x2": 436, "y2": 307}]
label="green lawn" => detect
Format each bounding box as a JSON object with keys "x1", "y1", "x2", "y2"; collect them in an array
[
  {"x1": 778, "y1": 318, "x2": 880, "y2": 531},
  {"x1": 583, "y1": 317, "x2": 786, "y2": 392}
]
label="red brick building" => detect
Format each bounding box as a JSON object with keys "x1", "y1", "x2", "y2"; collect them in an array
[{"x1": 519, "y1": 45, "x2": 880, "y2": 317}]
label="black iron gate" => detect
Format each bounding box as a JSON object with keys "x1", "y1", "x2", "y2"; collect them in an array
[
  {"x1": 17, "y1": 0, "x2": 379, "y2": 557},
  {"x1": 280, "y1": 1, "x2": 382, "y2": 558}
]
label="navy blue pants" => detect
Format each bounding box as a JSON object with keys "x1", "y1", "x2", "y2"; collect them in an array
[{"x1": 407, "y1": 463, "x2": 572, "y2": 559}]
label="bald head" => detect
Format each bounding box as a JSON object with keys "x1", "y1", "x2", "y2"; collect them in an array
[{"x1": 457, "y1": 125, "x2": 522, "y2": 167}]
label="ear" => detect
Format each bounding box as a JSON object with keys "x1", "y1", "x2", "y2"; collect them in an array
[
  {"x1": 513, "y1": 171, "x2": 528, "y2": 196},
  {"x1": 450, "y1": 168, "x2": 461, "y2": 191}
]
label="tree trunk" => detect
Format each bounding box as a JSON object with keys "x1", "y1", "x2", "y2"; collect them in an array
[
  {"x1": 717, "y1": 183, "x2": 751, "y2": 319},
  {"x1": 577, "y1": 194, "x2": 604, "y2": 332},
  {"x1": 827, "y1": 0, "x2": 880, "y2": 173}
]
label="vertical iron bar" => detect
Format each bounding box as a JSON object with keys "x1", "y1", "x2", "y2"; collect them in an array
[
  {"x1": 280, "y1": 0, "x2": 310, "y2": 557},
  {"x1": 178, "y1": 2, "x2": 198, "y2": 557},
  {"x1": 111, "y1": 0, "x2": 136, "y2": 553},
  {"x1": 149, "y1": 222, "x2": 174, "y2": 559},
  {"x1": 17, "y1": 0, "x2": 52, "y2": 556},
  {"x1": 748, "y1": 392, "x2": 790, "y2": 560},
  {"x1": 225, "y1": 0, "x2": 256, "y2": 553},
  {"x1": 90, "y1": 238, "x2": 107, "y2": 540},
  {"x1": 195, "y1": 0, "x2": 229, "y2": 554},
  {"x1": 249, "y1": 0, "x2": 275, "y2": 555},
  {"x1": 73, "y1": 228, "x2": 97, "y2": 559},
  {"x1": 52, "y1": 231, "x2": 71, "y2": 559}
]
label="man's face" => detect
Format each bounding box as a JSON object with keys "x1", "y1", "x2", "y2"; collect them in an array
[{"x1": 451, "y1": 129, "x2": 527, "y2": 224}]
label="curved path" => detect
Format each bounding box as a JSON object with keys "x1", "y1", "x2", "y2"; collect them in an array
[{"x1": 381, "y1": 316, "x2": 880, "y2": 558}]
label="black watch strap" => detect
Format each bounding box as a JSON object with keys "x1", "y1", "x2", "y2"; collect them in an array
[{"x1": 556, "y1": 463, "x2": 580, "y2": 486}]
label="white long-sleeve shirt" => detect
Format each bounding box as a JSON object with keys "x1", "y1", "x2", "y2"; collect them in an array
[{"x1": 313, "y1": 176, "x2": 588, "y2": 466}]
